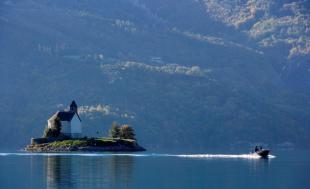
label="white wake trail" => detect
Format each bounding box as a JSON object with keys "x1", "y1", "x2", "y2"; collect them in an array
[
  {"x1": 173, "y1": 154, "x2": 276, "y2": 159},
  {"x1": 0, "y1": 153, "x2": 276, "y2": 159}
]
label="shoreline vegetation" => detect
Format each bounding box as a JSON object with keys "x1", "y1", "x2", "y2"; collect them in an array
[{"x1": 25, "y1": 121, "x2": 146, "y2": 152}]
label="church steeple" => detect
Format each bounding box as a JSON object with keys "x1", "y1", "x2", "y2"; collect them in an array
[{"x1": 70, "y1": 100, "x2": 78, "y2": 113}]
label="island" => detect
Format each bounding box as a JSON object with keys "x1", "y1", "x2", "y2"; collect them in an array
[
  {"x1": 25, "y1": 137, "x2": 146, "y2": 152},
  {"x1": 25, "y1": 101, "x2": 146, "y2": 152}
]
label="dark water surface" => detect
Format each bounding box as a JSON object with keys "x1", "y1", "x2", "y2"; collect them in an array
[{"x1": 0, "y1": 150, "x2": 309, "y2": 189}]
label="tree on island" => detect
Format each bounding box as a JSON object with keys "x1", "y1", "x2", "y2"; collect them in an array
[
  {"x1": 120, "y1": 124, "x2": 136, "y2": 140},
  {"x1": 43, "y1": 117, "x2": 62, "y2": 138},
  {"x1": 109, "y1": 122, "x2": 120, "y2": 138},
  {"x1": 108, "y1": 122, "x2": 136, "y2": 140}
]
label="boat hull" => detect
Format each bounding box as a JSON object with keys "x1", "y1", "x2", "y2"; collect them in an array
[{"x1": 256, "y1": 149, "x2": 270, "y2": 158}]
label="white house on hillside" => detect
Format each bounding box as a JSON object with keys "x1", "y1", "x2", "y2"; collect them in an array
[{"x1": 48, "y1": 100, "x2": 82, "y2": 138}]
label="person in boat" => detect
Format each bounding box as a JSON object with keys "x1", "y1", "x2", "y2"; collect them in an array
[
  {"x1": 254, "y1": 146, "x2": 259, "y2": 152},
  {"x1": 254, "y1": 146, "x2": 264, "y2": 153}
]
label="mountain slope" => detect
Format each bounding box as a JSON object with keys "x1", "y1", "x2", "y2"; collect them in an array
[{"x1": 0, "y1": 0, "x2": 309, "y2": 150}]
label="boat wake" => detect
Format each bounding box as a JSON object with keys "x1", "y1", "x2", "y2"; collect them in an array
[
  {"x1": 173, "y1": 154, "x2": 276, "y2": 159},
  {"x1": 0, "y1": 152, "x2": 276, "y2": 159}
]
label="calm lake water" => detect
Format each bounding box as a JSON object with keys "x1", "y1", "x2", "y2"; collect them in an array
[{"x1": 0, "y1": 150, "x2": 309, "y2": 189}]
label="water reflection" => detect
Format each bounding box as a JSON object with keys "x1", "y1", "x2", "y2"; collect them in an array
[
  {"x1": 248, "y1": 158, "x2": 271, "y2": 170},
  {"x1": 108, "y1": 156, "x2": 135, "y2": 189},
  {"x1": 44, "y1": 155, "x2": 134, "y2": 189},
  {"x1": 46, "y1": 156, "x2": 74, "y2": 189}
]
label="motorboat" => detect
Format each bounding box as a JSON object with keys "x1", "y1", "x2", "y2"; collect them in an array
[
  {"x1": 255, "y1": 149, "x2": 270, "y2": 158},
  {"x1": 253, "y1": 146, "x2": 270, "y2": 158}
]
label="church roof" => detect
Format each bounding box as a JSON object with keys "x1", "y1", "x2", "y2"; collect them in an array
[
  {"x1": 48, "y1": 101, "x2": 82, "y2": 122},
  {"x1": 48, "y1": 111, "x2": 81, "y2": 122}
]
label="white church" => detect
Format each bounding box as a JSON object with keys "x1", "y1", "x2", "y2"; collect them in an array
[{"x1": 47, "y1": 100, "x2": 82, "y2": 138}]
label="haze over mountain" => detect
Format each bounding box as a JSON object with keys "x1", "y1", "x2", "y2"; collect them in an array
[{"x1": 0, "y1": 0, "x2": 309, "y2": 150}]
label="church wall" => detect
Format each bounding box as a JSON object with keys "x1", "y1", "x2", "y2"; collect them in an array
[
  {"x1": 47, "y1": 120, "x2": 52, "y2": 129},
  {"x1": 71, "y1": 115, "x2": 82, "y2": 138},
  {"x1": 61, "y1": 121, "x2": 71, "y2": 135}
]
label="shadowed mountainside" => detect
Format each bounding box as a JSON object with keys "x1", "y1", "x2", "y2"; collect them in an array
[{"x1": 0, "y1": 0, "x2": 309, "y2": 150}]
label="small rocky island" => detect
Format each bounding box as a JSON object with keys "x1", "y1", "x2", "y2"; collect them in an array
[{"x1": 25, "y1": 101, "x2": 145, "y2": 152}]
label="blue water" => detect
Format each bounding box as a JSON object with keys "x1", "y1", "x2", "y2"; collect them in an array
[{"x1": 0, "y1": 150, "x2": 309, "y2": 189}]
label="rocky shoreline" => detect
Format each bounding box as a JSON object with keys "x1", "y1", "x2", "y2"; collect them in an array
[{"x1": 25, "y1": 138, "x2": 146, "y2": 152}]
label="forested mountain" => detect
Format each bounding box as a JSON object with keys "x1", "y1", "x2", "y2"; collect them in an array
[{"x1": 0, "y1": 0, "x2": 309, "y2": 150}]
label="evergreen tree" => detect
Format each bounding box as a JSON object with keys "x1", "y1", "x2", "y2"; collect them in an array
[
  {"x1": 120, "y1": 125, "x2": 136, "y2": 140},
  {"x1": 43, "y1": 127, "x2": 59, "y2": 138},
  {"x1": 43, "y1": 127, "x2": 52, "y2": 138},
  {"x1": 52, "y1": 117, "x2": 62, "y2": 136},
  {"x1": 109, "y1": 122, "x2": 120, "y2": 138},
  {"x1": 42, "y1": 117, "x2": 62, "y2": 138}
]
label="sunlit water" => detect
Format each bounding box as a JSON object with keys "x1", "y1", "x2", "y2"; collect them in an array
[{"x1": 0, "y1": 150, "x2": 308, "y2": 189}]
